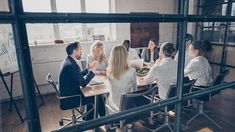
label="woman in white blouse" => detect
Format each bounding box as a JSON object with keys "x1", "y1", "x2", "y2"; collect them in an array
[
  {"x1": 184, "y1": 40, "x2": 213, "y2": 86},
  {"x1": 87, "y1": 41, "x2": 108, "y2": 75},
  {"x1": 106, "y1": 45, "x2": 137, "y2": 114},
  {"x1": 143, "y1": 42, "x2": 178, "y2": 100}
]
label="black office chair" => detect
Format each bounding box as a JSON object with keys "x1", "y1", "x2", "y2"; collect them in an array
[
  {"x1": 186, "y1": 69, "x2": 229, "y2": 130},
  {"x1": 146, "y1": 78, "x2": 196, "y2": 132},
  {"x1": 46, "y1": 73, "x2": 93, "y2": 128},
  {"x1": 105, "y1": 86, "x2": 157, "y2": 131}
]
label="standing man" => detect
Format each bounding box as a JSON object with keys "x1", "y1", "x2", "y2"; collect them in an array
[
  {"x1": 58, "y1": 41, "x2": 105, "y2": 120},
  {"x1": 174, "y1": 33, "x2": 193, "y2": 67}
]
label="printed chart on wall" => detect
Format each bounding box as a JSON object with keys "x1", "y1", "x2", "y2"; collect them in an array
[{"x1": 0, "y1": 25, "x2": 18, "y2": 75}]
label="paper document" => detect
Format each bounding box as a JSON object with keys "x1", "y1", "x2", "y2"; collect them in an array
[{"x1": 89, "y1": 79, "x2": 104, "y2": 86}]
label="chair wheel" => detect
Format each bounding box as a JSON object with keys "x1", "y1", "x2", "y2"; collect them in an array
[{"x1": 59, "y1": 120, "x2": 64, "y2": 126}]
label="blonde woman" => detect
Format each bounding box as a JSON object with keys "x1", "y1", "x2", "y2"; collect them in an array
[
  {"x1": 87, "y1": 41, "x2": 108, "y2": 75},
  {"x1": 106, "y1": 45, "x2": 137, "y2": 114}
]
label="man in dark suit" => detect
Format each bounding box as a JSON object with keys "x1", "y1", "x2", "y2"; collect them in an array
[{"x1": 58, "y1": 42, "x2": 105, "y2": 120}]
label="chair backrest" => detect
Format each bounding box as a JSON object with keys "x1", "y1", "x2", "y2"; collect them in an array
[
  {"x1": 46, "y1": 73, "x2": 60, "y2": 96},
  {"x1": 210, "y1": 69, "x2": 229, "y2": 96},
  {"x1": 167, "y1": 77, "x2": 196, "y2": 99},
  {"x1": 120, "y1": 86, "x2": 157, "y2": 111},
  {"x1": 211, "y1": 69, "x2": 229, "y2": 87},
  {"x1": 166, "y1": 78, "x2": 196, "y2": 109},
  {"x1": 46, "y1": 73, "x2": 81, "y2": 110}
]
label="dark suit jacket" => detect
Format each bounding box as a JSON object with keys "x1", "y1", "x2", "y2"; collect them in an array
[
  {"x1": 58, "y1": 56, "x2": 95, "y2": 97},
  {"x1": 141, "y1": 48, "x2": 159, "y2": 62}
]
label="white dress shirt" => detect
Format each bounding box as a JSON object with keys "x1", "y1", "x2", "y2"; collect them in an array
[
  {"x1": 184, "y1": 56, "x2": 213, "y2": 86},
  {"x1": 174, "y1": 50, "x2": 192, "y2": 68},
  {"x1": 128, "y1": 48, "x2": 140, "y2": 60},
  {"x1": 106, "y1": 67, "x2": 137, "y2": 114},
  {"x1": 145, "y1": 57, "x2": 178, "y2": 100}
]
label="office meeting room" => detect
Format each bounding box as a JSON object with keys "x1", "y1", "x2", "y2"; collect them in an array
[{"x1": 1, "y1": 0, "x2": 235, "y2": 132}]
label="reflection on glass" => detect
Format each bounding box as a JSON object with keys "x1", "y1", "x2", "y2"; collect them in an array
[
  {"x1": 26, "y1": 24, "x2": 54, "y2": 45},
  {"x1": 85, "y1": 0, "x2": 109, "y2": 13},
  {"x1": 0, "y1": 0, "x2": 9, "y2": 12},
  {"x1": 201, "y1": 1, "x2": 227, "y2": 16},
  {"x1": 22, "y1": 0, "x2": 51, "y2": 12},
  {"x1": 56, "y1": 0, "x2": 81, "y2": 12},
  {"x1": 226, "y1": 47, "x2": 235, "y2": 66}
]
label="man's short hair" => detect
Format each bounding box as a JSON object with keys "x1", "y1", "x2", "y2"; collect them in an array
[
  {"x1": 122, "y1": 40, "x2": 131, "y2": 47},
  {"x1": 186, "y1": 33, "x2": 193, "y2": 42},
  {"x1": 66, "y1": 42, "x2": 80, "y2": 55}
]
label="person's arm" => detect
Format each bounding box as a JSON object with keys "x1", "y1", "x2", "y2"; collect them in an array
[
  {"x1": 141, "y1": 49, "x2": 146, "y2": 60},
  {"x1": 144, "y1": 65, "x2": 159, "y2": 84},
  {"x1": 131, "y1": 69, "x2": 137, "y2": 92},
  {"x1": 80, "y1": 70, "x2": 95, "y2": 88},
  {"x1": 184, "y1": 60, "x2": 197, "y2": 76},
  {"x1": 134, "y1": 50, "x2": 140, "y2": 59},
  {"x1": 81, "y1": 68, "x2": 88, "y2": 75},
  {"x1": 174, "y1": 51, "x2": 179, "y2": 61}
]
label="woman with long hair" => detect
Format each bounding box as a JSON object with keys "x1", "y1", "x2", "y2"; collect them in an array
[
  {"x1": 106, "y1": 45, "x2": 137, "y2": 114},
  {"x1": 87, "y1": 41, "x2": 108, "y2": 75},
  {"x1": 141, "y1": 38, "x2": 159, "y2": 63}
]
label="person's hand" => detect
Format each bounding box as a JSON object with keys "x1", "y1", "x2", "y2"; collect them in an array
[
  {"x1": 90, "y1": 61, "x2": 99, "y2": 70},
  {"x1": 100, "y1": 70, "x2": 106, "y2": 75},
  {"x1": 155, "y1": 58, "x2": 162, "y2": 65}
]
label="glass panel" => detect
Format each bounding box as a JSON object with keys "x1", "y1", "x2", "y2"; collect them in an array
[
  {"x1": 58, "y1": 24, "x2": 82, "y2": 42},
  {"x1": 210, "y1": 64, "x2": 220, "y2": 80},
  {"x1": 227, "y1": 22, "x2": 235, "y2": 44},
  {"x1": 85, "y1": 0, "x2": 109, "y2": 13},
  {"x1": 22, "y1": 0, "x2": 51, "y2": 12},
  {"x1": 26, "y1": 24, "x2": 54, "y2": 45},
  {"x1": 0, "y1": 0, "x2": 9, "y2": 12},
  {"x1": 114, "y1": 0, "x2": 178, "y2": 14},
  {"x1": 231, "y1": 2, "x2": 235, "y2": 16},
  {"x1": 224, "y1": 67, "x2": 235, "y2": 82},
  {"x1": 226, "y1": 46, "x2": 235, "y2": 66},
  {"x1": 208, "y1": 45, "x2": 222, "y2": 63},
  {"x1": 56, "y1": 0, "x2": 81, "y2": 13},
  {"x1": 199, "y1": 22, "x2": 226, "y2": 42},
  {"x1": 201, "y1": 0, "x2": 227, "y2": 16},
  {"x1": 86, "y1": 23, "x2": 110, "y2": 41},
  {"x1": 0, "y1": 24, "x2": 18, "y2": 74}
]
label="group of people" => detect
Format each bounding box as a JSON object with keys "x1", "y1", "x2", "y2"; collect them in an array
[{"x1": 58, "y1": 33, "x2": 213, "y2": 121}]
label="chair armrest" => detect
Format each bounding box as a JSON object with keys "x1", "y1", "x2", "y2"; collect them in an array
[
  {"x1": 105, "y1": 104, "x2": 119, "y2": 115},
  {"x1": 60, "y1": 94, "x2": 81, "y2": 100}
]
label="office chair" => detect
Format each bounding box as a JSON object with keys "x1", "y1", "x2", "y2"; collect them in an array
[
  {"x1": 186, "y1": 69, "x2": 229, "y2": 130},
  {"x1": 145, "y1": 78, "x2": 196, "y2": 132},
  {"x1": 105, "y1": 86, "x2": 157, "y2": 131},
  {"x1": 46, "y1": 73, "x2": 93, "y2": 128}
]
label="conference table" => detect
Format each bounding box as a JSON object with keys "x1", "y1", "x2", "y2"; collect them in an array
[{"x1": 80, "y1": 74, "x2": 150, "y2": 119}]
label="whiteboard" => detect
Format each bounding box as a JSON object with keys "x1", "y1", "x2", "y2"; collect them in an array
[{"x1": 0, "y1": 25, "x2": 18, "y2": 75}]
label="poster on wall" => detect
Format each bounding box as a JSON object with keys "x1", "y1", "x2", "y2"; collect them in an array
[
  {"x1": 130, "y1": 22, "x2": 159, "y2": 48},
  {"x1": 0, "y1": 25, "x2": 18, "y2": 75}
]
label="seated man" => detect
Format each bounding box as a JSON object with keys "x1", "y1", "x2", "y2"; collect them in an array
[
  {"x1": 122, "y1": 40, "x2": 140, "y2": 60},
  {"x1": 58, "y1": 41, "x2": 105, "y2": 120}
]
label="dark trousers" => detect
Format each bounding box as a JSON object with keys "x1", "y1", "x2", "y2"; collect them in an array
[{"x1": 82, "y1": 95, "x2": 105, "y2": 120}]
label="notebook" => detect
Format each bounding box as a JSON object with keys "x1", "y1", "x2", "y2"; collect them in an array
[{"x1": 89, "y1": 79, "x2": 104, "y2": 86}]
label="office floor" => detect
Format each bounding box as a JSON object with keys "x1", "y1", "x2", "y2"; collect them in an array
[{"x1": 1, "y1": 87, "x2": 235, "y2": 132}]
